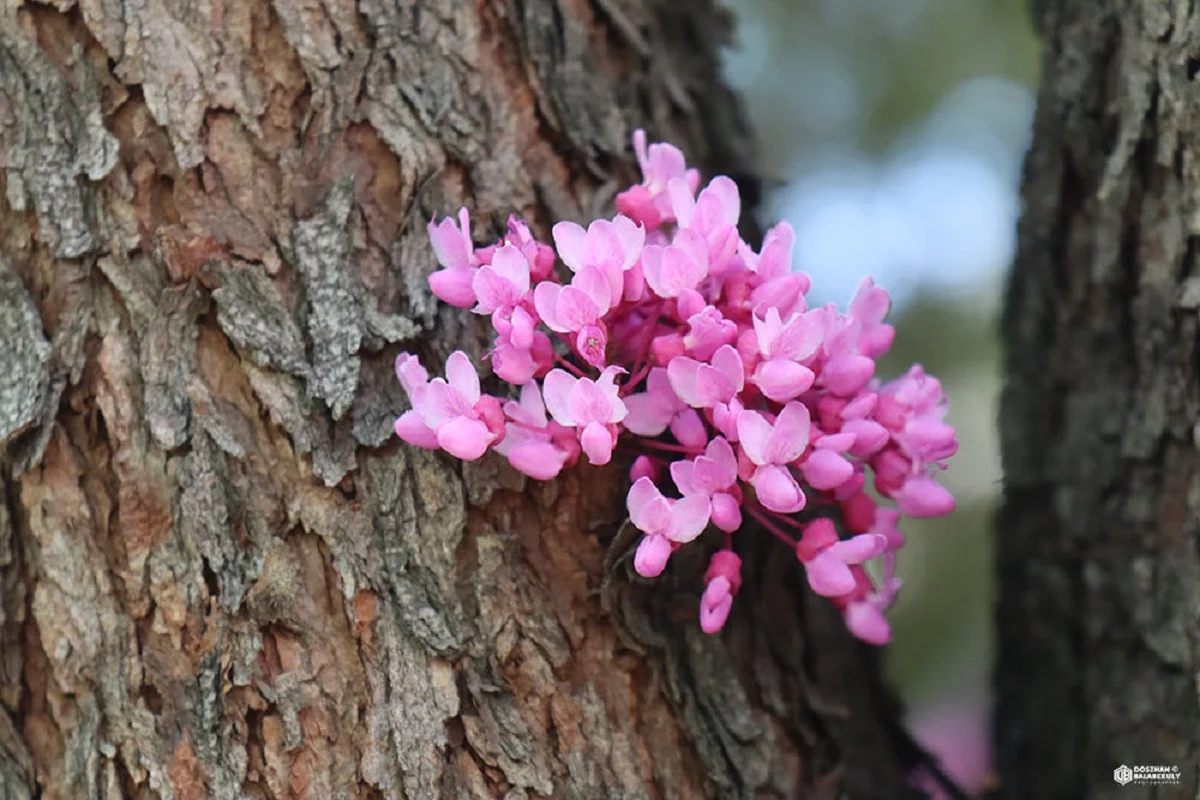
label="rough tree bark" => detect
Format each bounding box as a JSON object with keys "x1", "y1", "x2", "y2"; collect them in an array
[
  {"x1": 998, "y1": 1, "x2": 1200, "y2": 797},
  {"x1": 0, "y1": 2, "x2": 934, "y2": 798}
]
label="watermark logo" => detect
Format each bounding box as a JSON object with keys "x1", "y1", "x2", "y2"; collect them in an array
[{"x1": 1113, "y1": 764, "x2": 1180, "y2": 786}]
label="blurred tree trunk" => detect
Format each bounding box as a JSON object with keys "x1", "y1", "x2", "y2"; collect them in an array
[
  {"x1": 0, "y1": 2, "x2": 933, "y2": 798},
  {"x1": 998, "y1": 1, "x2": 1200, "y2": 797}
]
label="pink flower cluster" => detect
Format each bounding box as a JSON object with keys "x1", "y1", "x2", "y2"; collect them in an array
[{"x1": 394, "y1": 131, "x2": 958, "y2": 644}]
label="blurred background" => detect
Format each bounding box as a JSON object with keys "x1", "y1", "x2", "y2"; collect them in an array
[{"x1": 717, "y1": 0, "x2": 1039, "y2": 794}]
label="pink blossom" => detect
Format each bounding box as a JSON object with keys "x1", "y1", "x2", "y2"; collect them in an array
[
  {"x1": 627, "y1": 477, "x2": 711, "y2": 577},
  {"x1": 671, "y1": 437, "x2": 742, "y2": 533},
  {"x1": 427, "y1": 209, "x2": 480, "y2": 308},
  {"x1": 737, "y1": 402, "x2": 810, "y2": 513},
  {"x1": 394, "y1": 351, "x2": 501, "y2": 460},
  {"x1": 397, "y1": 130, "x2": 960, "y2": 646},
  {"x1": 666, "y1": 344, "x2": 744, "y2": 409},
  {"x1": 493, "y1": 382, "x2": 577, "y2": 480},
  {"x1": 796, "y1": 518, "x2": 888, "y2": 598},
  {"x1": 700, "y1": 550, "x2": 742, "y2": 633},
  {"x1": 751, "y1": 308, "x2": 821, "y2": 402},
  {"x1": 543, "y1": 367, "x2": 628, "y2": 465}
]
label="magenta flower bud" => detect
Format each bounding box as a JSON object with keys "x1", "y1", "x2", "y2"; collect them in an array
[
  {"x1": 822, "y1": 353, "x2": 875, "y2": 397},
  {"x1": 895, "y1": 476, "x2": 955, "y2": 518},
  {"x1": 841, "y1": 492, "x2": 877, "y2": 534},
  {"x1": 872, "y1": 447, "x2": 910, "y2": 495},
  {"x1": 699, "y1": 576, "x2": 734, "y2": 634},
  {"x1": 630, "y1": 455, "x2": 659, "y2": 483},
  {"x1": 710, "y1": 492, "x2": 742, "y2": 532},
  {"x1": 473, "y1": 395, "x2": 506, "y2": 439}
]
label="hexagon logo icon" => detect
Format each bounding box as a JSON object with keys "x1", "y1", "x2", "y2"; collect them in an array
[{"x1": 1114, "y1": 765, "x2": 1134, "y2": 786}]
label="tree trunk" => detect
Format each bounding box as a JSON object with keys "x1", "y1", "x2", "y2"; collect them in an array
[
  {"x1": 998, "y1": 1, "x2": 1200, "y2": 797},
  {"x1": 0, "y1": 2, "x2": 932, "y2": 797}
]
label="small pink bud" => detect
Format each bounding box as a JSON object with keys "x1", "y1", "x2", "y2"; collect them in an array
[
  {"x1": 895, "y1": 476, "x2": 955, "y2": 518},
  {"x1": 710, "y1": 492, "x2": 742, "y2": 533},
  {"x1": 841, "y1": 492, "x2": 877, "y2": 534},
  {"x1": 822, "y1": 353, "x2": 875, "y2": 396},
  {"x1": 634, "y1": 534, "x2": 672, "y2": 577},
  {"x1": 670, "y1": 408, "x2": 708, "y2": 449},
  {"x1": 651, "y1": 333, "x2": 686, "y2": 366},
  {"x1": 699, "y1": 576, "x2": 734, "y2": 634},
  {"x1": 630, "y1": 455, "x2": 659, "y2": 483},
  {"x1": 801, "y1": 449, "x2": 854, "y2": 491}
]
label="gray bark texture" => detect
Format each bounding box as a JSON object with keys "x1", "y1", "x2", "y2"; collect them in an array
[
  {"x1": 0, "y1": 1, "x2": 939, "y2": 798},
  {"x1": 999, "y1": 1, "x2": 1200, "y2": 798}
]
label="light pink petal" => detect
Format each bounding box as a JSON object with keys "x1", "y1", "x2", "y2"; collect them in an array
[
  {"x1": 668, "y1": 177, "x2": 696, "y2": 227},
  {"x1": 736, "y1": 410, "x2": 773, "y2": 466},
  {"x1": 710, "y1": 345, "x2": 745, "y2": 394},
  {"x1": 666, "y1": 357, "x2": 704, "y2": 407},
  {"x1": 613, "y1": 214, "x2": 645, "y2": 269},
  {"x1": 827, "y1": 533, "x2": 888, "y2": 565},
  {"x1": 437, "y1": 416, "x2": 492, "y2": 460},
  {"x1": 626, "y1": 476, "x2": 663, "y2": 531},
  {"x1": 428, "y1": 268, "x2": 477, "y2": 308},
  {"x1": 489, "y1": 244, "x2": 531, "y2": 295},
  {"x1": 580, "y1": 421, "x2": 614, "y2": 465},
  {"x1": 569, "y1": 379, "x2": 612, "y2": 426},
  {"x1": 555, "y1": 285, "x2": 601, "y2": 330},
  {"x1": 634, "y1": 534, "x2": 672, "y2": 578},
  {"x1": 849, "y1": 277, "x2": 890, "y2": 325},
  {"x1": 542, "y1": 370, "x2": 577, "y2": 426},
  {"x1": 472, "y1": 267, "x2": 510, "y2": 314},
  {"x1": 775, "y1": 312, "x2": 824, "y2": 361},
  {"x1": 515, "y1": 382, "x2": 548, "y2": 426},
  {"x1": 753, "y1": 464, "x2": 805, "y2": 513},
  {"x1": 394, "y1": 353, "x2": 429, "y2": 396},
  {"x1": 573, "y1": 265, "x2": 613, "y2": 314},
  {"x1": 845, "y1": 602, "x2": 891, "y2": 645},
  {"x1": 394, "y1": 411, "x2": 440, "y2": 449},
  {"x1": 584, "y1": 220, "x2": 625, "y2": 272},
  {"x1": 664, "y1": 246, "x2": 704, "y2": 293},
  {"x1": 755, "y1": 222, "x2": 795, "y2": 279},
  {"x1": 419, "y1": 381, "x2": 473, "y2": 428},
  {"x1": 445, "y1": 351, "x2": 481, "y2": 405},
  {"x1": 670, "y1": 408, "x2": 708, "y2": 449},
  {"x1": 667, "y1": 495, "x2": 711, "y2": 543},
  {"x1": 428, "y1": 213, "x2": 471, "y2": 269},
  {"x1": 552, "y1": 221, "x2": 588, "y2": 271},
  {"x1": 706, "y1": 437, "x2": 738, "y2": 484},
  {"x1": 754, "y1": 359, "x2": 814, "y2": 403},
  {"x1": 804, "y1": 551, "x2": 857, "y2": 597},
  {"x1": 509, "y1": 306, "x2": 536, "y2": 350},
  {"x1": 767, "y1": 402, "x2": 811, "y2": 465},
  {"x1": 623, "y1": 393, "x2": 673, "y2": 435},
  {"x1": 534, "y1": 283, "x2": 567, "y2": 331},
  {"x1": 507, "y1": 441, "x2": 566, "y2": 480},
  {"x1": 693, "y1": 176, "x2": 740, "y2": 230},
  {"x1": 752, "y1": 308, "x2": 785, "y2": 356},
  {"x1": 670, "y1": 459, "x2": 699, "y2": 496}
]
